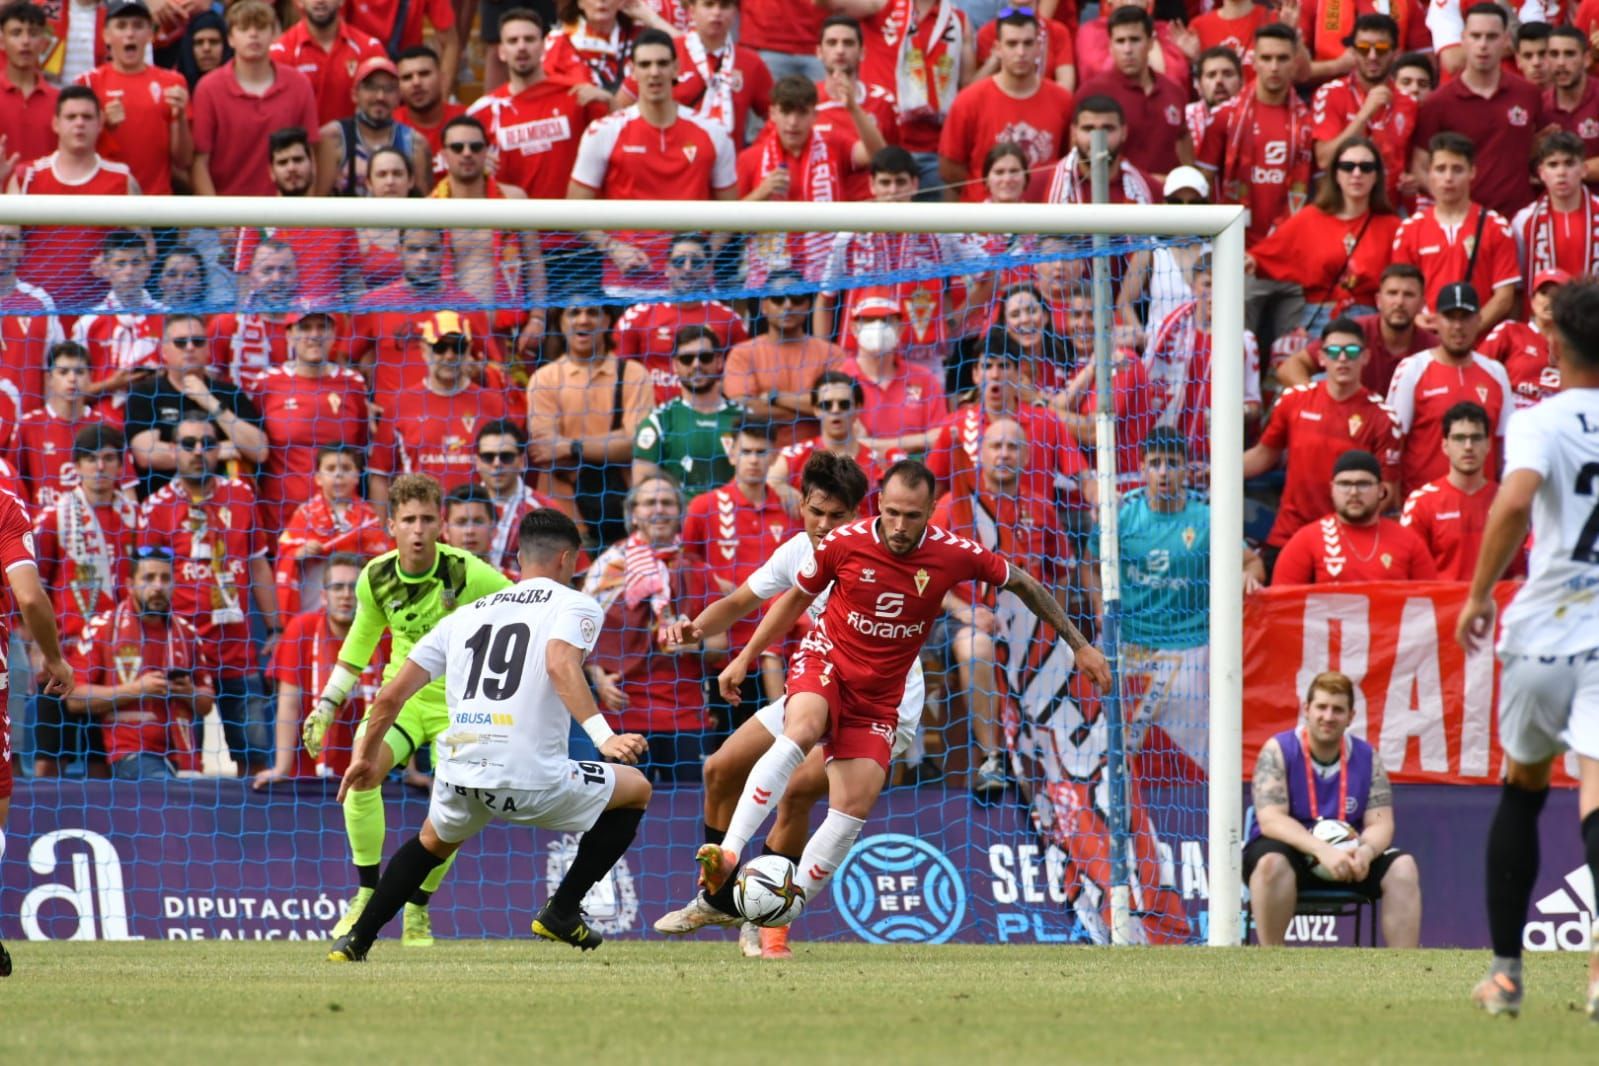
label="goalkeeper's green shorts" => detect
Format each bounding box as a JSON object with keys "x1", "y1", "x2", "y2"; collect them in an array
[{"x1": 354, "y1": 689, "x2": 450, "y2": 766}]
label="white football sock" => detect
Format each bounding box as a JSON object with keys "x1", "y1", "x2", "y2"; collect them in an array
[
  {"x1": 0, "y1": 826, "x2": 6, "y2": 861},
  {"x1": 722, "y1": 735, "x2": 806, "y2": 859},
  {"x1": 796, "y1": 809, "x2": 866, "y2": 898}
]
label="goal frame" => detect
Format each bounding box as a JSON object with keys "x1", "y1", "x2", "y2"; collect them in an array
[{"x1": 2, "y1": 195, "x2": 1248, "y2": 947}]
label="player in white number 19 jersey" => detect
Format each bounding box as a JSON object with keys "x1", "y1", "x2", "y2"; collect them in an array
[
  {"x1": 1457, "y1": 279, "x2": 1599, "y2": 1021},
  {"x1": 328, "y1": 510, "x2": 651, "y2": 962}
]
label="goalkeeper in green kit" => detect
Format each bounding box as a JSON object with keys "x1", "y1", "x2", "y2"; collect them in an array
[{"x1": 302, "y1": 474, "x2": 511, "y2": 945}]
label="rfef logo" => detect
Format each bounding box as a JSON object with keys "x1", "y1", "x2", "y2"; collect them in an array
[{"x1": 833, "y1": 834, "x2": 965, "y2": 944}]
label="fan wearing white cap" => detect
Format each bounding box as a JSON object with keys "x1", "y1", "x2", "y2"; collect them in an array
[
  {"x1": 1148, "y1": 165, "x2": 1212, "y2": 334},
  {"x1": 314, "y1": 54, "x2": 431, "y2": 196}
]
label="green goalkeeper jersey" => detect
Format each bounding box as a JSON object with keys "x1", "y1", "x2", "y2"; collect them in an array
[{"x1": 339, "y1": 543, "x2": 512, "y2": 700}]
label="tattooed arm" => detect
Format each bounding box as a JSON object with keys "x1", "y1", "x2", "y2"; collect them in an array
[
  {"x1": 1252, "y1": 738, "x2": 1326, "y2": 855},
  {"x1": 1355, "y1": 760, "x2": 1396, "y2": 859},
  {"x1": 1002, "y1": 566, "x2": 1112, "y2": 691}
]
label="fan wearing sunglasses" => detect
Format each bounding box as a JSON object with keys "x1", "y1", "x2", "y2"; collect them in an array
[
  {"x1": 428, "y1": 114, "x2": 539, "y2": 309},
  {"x1": 616, "y1": 235, "x2": 748, "y2": 405},
  {"x1": 723, "y1": 272, "x2": 845, "y2": 432},
  {"x1": 1309, "y1": 13, "x2": 1418, "y2": 204},
  {"x1": 631, "y1": 324, "x2": 745, "y2": 500},
  {"x1": 766, "y1": 370, "x2": 904, "y2": 504}
]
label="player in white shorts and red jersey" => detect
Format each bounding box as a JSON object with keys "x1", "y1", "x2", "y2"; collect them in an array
[
  {"x1": 654, "y1": 451, "x2": 927, "y2": 958},
  {"x1": 1457, "y1": 278, "x2": 1599, "y2": 1021},
  {"x1": 694, "y1": 461, "x2": 1112, "y2": 922}
]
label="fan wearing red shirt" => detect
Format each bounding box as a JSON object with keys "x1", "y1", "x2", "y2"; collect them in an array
[
  {"x1": 274, "y1": 447, "x2": 391, "y2": 618},
  {"x1": 833, "y1": 295, "x2": 948, "y2": 441},
  {"x1": 1410, "y1": 5, "x2": 1548, "y2": 218},
  {"x1": 1076, "y1": 7, "x2": 1190, "y2": 183},
  {"x1": 76, "y1": 1, "x2": 190, "y2": 195},
  {"x1": 1279, "y1": 263, "x2": 1437, "y2": 395},
  {"x1": 1272, "y1": 449, "x2": 1439, "y2": 584},
  {"x1": 269, "y1": 0, "x2": 387, "y2": 126},
  {"x1": 1190, "y1": 0, "x2": 1271, "y2": 75},
  {"x1": 568, "y1": 30, "x2": 738, "y2": 296},
  {"x1": 1197, "y1": 23, "x2": 1314, "y2": 247},
  {"x1": 681, "y1": 420, "x2": 798, "y2": 656},
  {"x1": 1386, "y1": 282, "x2": 1515, "y2": 497},
  {"x1": 253, "y1": 311, "x2": 382, "y2": 537},
  {"x1": 231, "y1": 130, "x2": 361, "y2": 307},
  {"x1": 1400, "y1": 400, "x2": 1520, "y2": 581},
  {"x1": 0, "y1": 2, "x2": 59, "y2": 168},
  {"x1": 1479, "y1": 270, "x2": 1566, "y2": 410},
  {"x1": 615, "y1": 0, "x2": 771, "y2": 147},
  {"x1": 395, "y1": 45, "x2": 466, "y2": 183},
  {"x1": 210, "y1": 239, "x2": 314, "y2": 394},
  {"x1": 938, "y1": 10, "x2": 1073, "y2": 202},
  {"x1": 257, "y1": 554, "x2": 380, "y2": 785},
  {"x1": 6, "y1": 86, "x2": 140, "y2": 310},
  {"x1": 1309, "y1": 15, "x2": 1417, "y2": 203},
  {"x1": 768, "y1": 370, "x2": 904, "y2": 502},
  {"x1": 345, "y1": 0, "x2": 458, "y2": 85},
  {"x1": 466, "y1": 9, "x2": 607, "y2": 199},
  {"x1": 615, "y1": 235, "x2": 748, "y2": 403},
  {"x1": 702, "y1": 460, "x2": 1111, "y2": 906},
  {"x1": 1543, "y1": 26, "x2": 1599, "y2": 170},
  {"x1": 190, "y1": 1, "x2": 319, "y2": 198},
  {"x1": 9, "y1": 343, "x2": 125, "y2": 510},
  {"x1": 1299, "y1": 0, "x2": 1428, "y2": 78},
  {"x1": 856, "y1": 0, "x2": 975, "y2": 167},
  {"x1": 0, "y1": 224, "x2": 64, "y2": 411},
  {"x1": 70, "y1": 231, "x2": 166, "y2": 414},
  {"x1": 814, "y1": 14, "x2": 901, "y2": 202},
  {"x1": 1072, "y1": 0, "x2": 1189, "y2": 92},
  {"x1": 1244, "y1": 317, "x2": 1404, "y2": 554},
  {"x1": 1511, "y1": 131, "x2": 1599, "y2": 283},
  {"x1": 371, "y1": 312, "x2": 514, "y2": 493},
  {"x1": 1392, "y1": 132, "x2": 1521, "y2": 327},
  {"x1": 974, "y1": 8, "x2": 1073, "y2": 84}
]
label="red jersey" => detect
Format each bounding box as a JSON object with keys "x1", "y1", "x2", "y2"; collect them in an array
[
  {"x1": 374, "y1": 383, "x2": 512, "y2": 493},
  {"x1": 271, "y1": 609, "x2": 381, "y2": 776},
  {"x1": 542, "y1": 21, "x2": 640, "y2": 92},
  {"x1": 821, "y1": 231, "x2": 967, "y2": 355},
  {"x1": 975, "y1": 17, "x2": 1074, "y2": 81},
  {"x1": 1413, "y1": 74, "x2": 1548, "y2": 217},
  {"x1": 1511, "y1": 195, "x2": 1599, "y2": 283},
  {"x1": 0, "y1": 74, "x2": 58, "y2": 167},
  {"x1": 1545, "y1": 78, "x2": 1599, "y2": 171},
  {"x1": 1391, "y1": 204, "x2": 1521, "y2": 312},
  {"x1": 252, "y1": 365, "x2": 376, "y2": 535},
  {"x1": 838, "y1": 354, "x2": 949, "y2": 441},
  {"x1": 1310, "y1": 76, "x2": 1418, "y2": 203},
  {"x1": 1249, "y1": 207, "x2": 1403, "y2": 312},
  {"x1": 138, "y1": 476, "x2": 268, "y2": 671},
  {"x1": 814, "y1": 81, "x2": 901, "y2": 201},
  {"x1": 1304, "y1": 313, "x2": 1437, "y2": 396},
  {"x1": 77, "y1": 64, "x2": 186, "y2": 194},
  {"x1": 1070, "y1": 354, "x2": 1160, "y2": 490},
  {"x1": 615, "y1": 299, "x2": 748, "y2": 404},
  {"x1": 1386, "y1": 351, "x2": 1516, "y2": 495},
  {"x1": 1197, "y1": 94, "x2": 1315, "y2": 246},
  {"x1": 349, "y1": 280, "x2": 496, "y2": 403},
  {"x1": 859, "y1": 0, "x2": 971, "y2": 152},
  {"x1": 925, "y1": 402, "x2": 1088, "y2": 504},
  {"x1": 1272, "y1": 514, "x2": 1439, "y2": 584},
  {"x1": 206, "y1": 312, "x2": 289, "y2": 392},
  {"x1": 483, "y1": 483, "x2": 584, "y2": 576},
  {"x1": 938, "y1": 77, "x2": 1074, "y2": 202},
  {"x1": 1258, "y1": 382, "x2": 1404, "y2": 549},
  {"x1": 191, "y1": 61, "x2": 320, "y2": 197},
  {"x1": 1479, "y1": 319, "x2": 1560, "y2": 410},
  {"x1": 681, "y1": 481, "x2": 797, "y2": 650},
  {"x1": 31, "y1": 490, "x2": 138, "y2": 638},
  {"x1": 1077, "y1": 73, "x2": 1187, "y2": 180},
  {"x1": 8, "y1": 406, "x2": 125, "y2": 509},
  {"x1": 1143, "y1": 306, "x2": 1262, "y2": 465},
  {"x1": 655, "y1": 35, "x2": 771, "y2": 147},
  {"x1": 233, "y1": 226, "x2": 359, "y2": 306},
  {"x1": 738, "y1": 0, "x2": 827, "y2": 55},
  {"x1": 345, "y1": 0, "x2": 452, "y2": 53},
  {"x1": 569, "y1": 107, "x2": 737, "y2": 294},
  {"x1": 795, "y1": 518, "x2": 1012, "y2": 707},
  {"x1": 70, "y1": 294, "x2": 165, "y2": 389},
  {"x1": 931, "y1": 487, "x2": 1066, "y2": 593},
  {"x1": 777, "y1": 437, "x2": 905, "y2": 504},
  {"x1": 1190, "y1": 7, "x2": 1271, "y2": 74},
  {"x1": 13, "y1": 154, "x2": 136, "y2": 306},
  {"x1": 1299, "y1": 0, "x2": 1430, "y2": 61},
  {"x1": 0, "y1": 488, "x2": 38, "y2": 694},
  {"x1": 395, "y1": 101, "x2": 468, "y2": 182},
  {"x1": 467, "y1": 79, "x2": 607, "y2": 199},
  {"x1": 71, "y1": 602, "x2": 205, "y2": 765},
  {"x1": 737, "y1": 127, "x2": 854, "y2": 285},
  {"x1": 269, "y1": 19, "x2": 388, "y2": 126},
  {"x1": 1400, "y1": 476, "x2": 1513, "y2": 581},
  {"x1": 274, "y1": 496, "x2": 391, "y2": 618},
  {"x1": 0, "y1": 280, "x2": 65, "y2": 409}
]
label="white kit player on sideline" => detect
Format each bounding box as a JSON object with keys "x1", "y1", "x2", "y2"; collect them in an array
[
  {"x1": 328, "y1": 509, "x2": 651, "y2": 962},
  {"x1": 1457, "y1": 277, "x2": 1599, "y2": 1021},
  {"x1": 693, "y1": 460, "x2": 1112, "y2": 919},
  {"x1": 654, "y1": 451, "x2": 923, "y2": 959}
]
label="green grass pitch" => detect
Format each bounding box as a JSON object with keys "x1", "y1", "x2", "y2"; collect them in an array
[{"x1": 0, "y1": 941, "x2": 1594, "y2": 1064}]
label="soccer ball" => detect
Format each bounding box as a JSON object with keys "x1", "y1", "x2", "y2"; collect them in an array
[
  {"x1": 733, "y1": 855, "x2": 806, "y2": 928},
  {"x1": 1306, "y1": 818, "x2": 1360, "y2": 880}
]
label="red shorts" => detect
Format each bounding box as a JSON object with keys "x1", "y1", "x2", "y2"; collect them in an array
[{"x1": 786, "y1": 646, "x2": 898, "y2": 772}]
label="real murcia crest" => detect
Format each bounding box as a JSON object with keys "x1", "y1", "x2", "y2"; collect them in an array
[{"x1": 913, "y1": 568, "x2": 930, "y2": 595}]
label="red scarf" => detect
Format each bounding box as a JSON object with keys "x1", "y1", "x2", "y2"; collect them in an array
[
  {"x1": 1221, "y1": 87, "x2": 1311, "y2": 220},
  {"x1": 1523, "y1": 194, "x2": 1599, "y2": 279},
  {"x1": 621, "y1": 531, "x2": 678, "y2": 616},
  {"x1": 106, "y1": 595, "x2": 199, "y2": 772},
  {"x1": 746, "y1": 126, "x2": 839, "y2": 285}
]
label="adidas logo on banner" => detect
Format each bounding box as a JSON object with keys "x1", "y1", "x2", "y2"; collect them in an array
[{"x1": 1523, "y1": 865, "x2": 1597, "y2": 952}]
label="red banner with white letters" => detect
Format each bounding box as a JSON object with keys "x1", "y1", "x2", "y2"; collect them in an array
[{"x1": 1243, "y1": 582, "x2": 1579, "y2": 788}]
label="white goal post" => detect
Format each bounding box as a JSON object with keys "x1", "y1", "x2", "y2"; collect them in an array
[{"x1": 3, "y1": 195, "x2": 1248, "y2": 947}]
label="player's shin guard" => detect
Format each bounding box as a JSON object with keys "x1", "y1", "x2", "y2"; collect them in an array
[
  {"x1": 795, "y1": 810, "x2": 866, "y2": 899},
  {"x1": 1486, "y1": 781, "x2": 1549, "y2": 961},
  {"x1": 417, "y1": 847, "x2": 458, "y2": 896},
  {"x1": 551, "y1": 808, "x2": 645, "y2": 915},
  {"x1": 723, "y1": 736, "x2": 806, "y2": 858},
  {"x1": 348, "y1": 836, "x2": 446, "y2": 951},
  {"x1": 344, "y1": 783, "x2": 386, "y2": 871}
]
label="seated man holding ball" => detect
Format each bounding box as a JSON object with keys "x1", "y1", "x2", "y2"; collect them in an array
[{"x1": 1244, "y1": 671, "x2": 1422, "y2": 947}]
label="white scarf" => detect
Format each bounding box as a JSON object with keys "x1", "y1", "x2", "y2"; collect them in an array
[
  {"x1": 57, "y1": 487, "x2": 134, "y2": 620},
  {"x1": 1143, "y1": 300, "x2": 1199, "y2": 432},
  {"x1": 567, "y1": 19, "x2": 627, "y2": 89},
  {"x1": 890, "y1": 0, "x2": 961, "y2": 123},
  {"x1": 684, "y1": 32, "x2": 736, "y2": 133},
  {"x1": 1046, "y1": 151, "x2": 1154, "y2": 205},
  {"x1": 489, "y1": 482, "x2": 529, "y2": 570},
  {"x1": 181, "y1": 481, "x2": 246, "y2": 627},
  {"x1": 1524, "y1": 193, "x2": 1599, "y2": 279}
]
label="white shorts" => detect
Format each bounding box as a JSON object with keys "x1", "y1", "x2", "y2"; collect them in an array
[
  {"x1": 428, "y1": 760, "x2": 618, "y2": 844},
  {"x1": 1120, "y1": 643, "x2": 1209, "y2": 770},
  {"x1": 754, "y1": 658, "x2": 925, "y2": 759},
  {"x1": 1498, "y1": 649, "x2": 1599, "y2": 764}
]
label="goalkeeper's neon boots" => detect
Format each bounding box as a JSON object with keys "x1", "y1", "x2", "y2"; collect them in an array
[
  {"x1": 695, "y1": 843, "x2": 738, "y2": 897},
  {"x1": 402, "y1": 902, "x2": 434, "y2": 948},
  {"x1": 1470, "y1": 972, "x2": 1523, "y2": 1018},
  {"x1": 739, "y1": 922, "x2": 762, "y2": 958},
  {"x1": 759, "y1": 925, "x2": 793, "y2": 960},
  {"x1": 0, "y1": 938, "x2": 11, "y2": 978},
  {"x1": 532, "y1": 902, "x2": 602, "y2": 951},
  {"x1": 326, "y1": 934, "x2": 368, "y2": 963},
  {"x1": 331, "y1": 887, "x2": 374, "y2": 938},
  {"x1": 653, "y1": 892, "x2": 741, "y2": 935}
]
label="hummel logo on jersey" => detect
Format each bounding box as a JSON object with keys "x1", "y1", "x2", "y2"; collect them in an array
[{"x1": 861, "y1": 568, "x2": 877, "y2": 583}]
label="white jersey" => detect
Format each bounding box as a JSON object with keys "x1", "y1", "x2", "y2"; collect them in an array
[
  {"x1": 1497, "y1": 389, "x2": 1599, "y2": 656},
  {"x1": 407, "y1": 577, "x2": 605, "y2": 790},
  {"x1": 747, "y1": 531, "x2": 829, "y2": 622}
]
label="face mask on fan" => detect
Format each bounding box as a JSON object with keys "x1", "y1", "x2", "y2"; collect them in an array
[{"x1": 855, "y1": 320, "x2": 900, "y2": 354}]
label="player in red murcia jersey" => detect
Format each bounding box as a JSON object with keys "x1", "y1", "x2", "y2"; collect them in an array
[
  {"x1": 692, "y1": 460, "x2": 1111, "y2": 918},
  {"x1": 0, "y1": 487, "x2": 75, "y2": 977}
]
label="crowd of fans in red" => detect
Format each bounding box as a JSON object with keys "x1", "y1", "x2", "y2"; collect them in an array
[{"x1": 0, "y1": 0, "x2": 1582, "y2": 783}]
